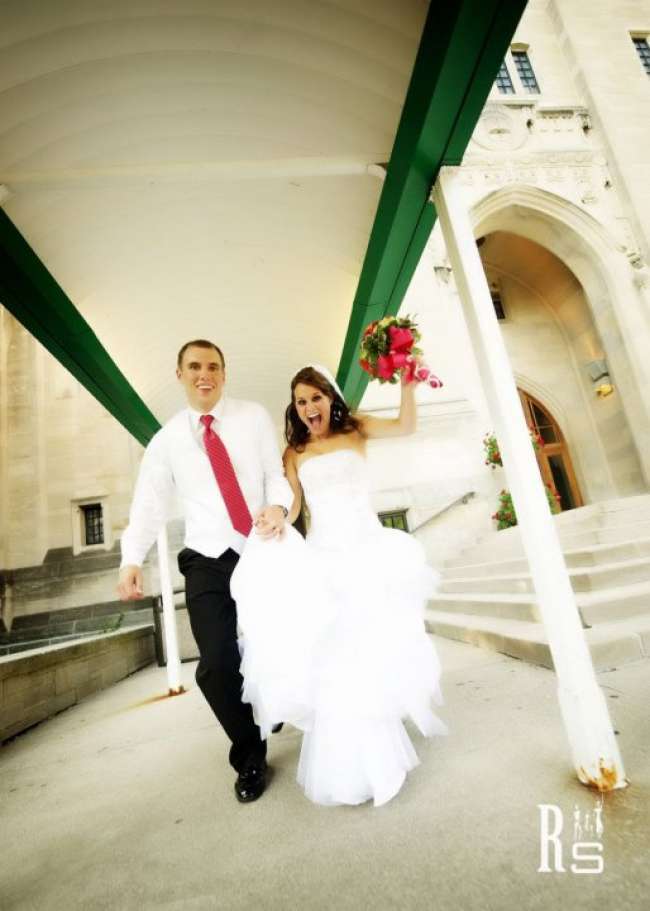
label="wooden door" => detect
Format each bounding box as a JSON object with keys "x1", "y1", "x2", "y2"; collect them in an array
[{"x1": 518, "y1": 390, "x2": 583, "y2": 511}]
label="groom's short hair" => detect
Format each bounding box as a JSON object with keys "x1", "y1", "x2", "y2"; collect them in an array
[{"x1": 177, "y1": 339, "x2": 225, "y2": 369}]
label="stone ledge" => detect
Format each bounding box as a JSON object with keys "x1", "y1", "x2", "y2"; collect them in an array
[
  {"x1": 0, "y1": 601, "x2": 155, "y2": 649},
  {"x1": 0, "y1": 626, "x2": 155, "y2": 742}
]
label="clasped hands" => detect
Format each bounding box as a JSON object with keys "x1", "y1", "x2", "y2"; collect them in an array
[
  {"x1": 118, "y1": 506, "x2": 286, "y2": 600},
  {"x1": 254, "y1": 504, "x2": 287, "y2": 540}
]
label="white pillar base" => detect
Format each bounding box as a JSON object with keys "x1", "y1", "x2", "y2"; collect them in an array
[
  {"x1": 557, "y1": 682, "x2": 628, "y2": 790},
  {"x1": 156, "y1": 526, "x2": 183, "y2": 695}
]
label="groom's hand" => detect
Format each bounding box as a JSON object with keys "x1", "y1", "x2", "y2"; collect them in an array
[
  {"x1": 254, "y1": 505, "x2": 287, "y2": 540},
  {"x1": 118, "y1": 565, "x2": 144, "y2": 600}
]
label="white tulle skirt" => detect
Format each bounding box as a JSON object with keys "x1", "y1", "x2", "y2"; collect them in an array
[{"x1": 231, "y1": 524, "x2": 448, "y2": 807}]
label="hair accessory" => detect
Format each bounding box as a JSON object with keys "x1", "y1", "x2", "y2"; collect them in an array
[{"x1": 306, "y1": 363, "x2": 345, "y2": 402}]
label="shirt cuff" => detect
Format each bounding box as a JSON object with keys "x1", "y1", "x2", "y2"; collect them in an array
[{"x1": 119, "y1": 536, "x2": 146, "y2": 568}]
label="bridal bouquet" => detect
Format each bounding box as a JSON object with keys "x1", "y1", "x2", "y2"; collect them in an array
[{"x1": 359, "y1": 316, "x2": 443, "y2": 387}]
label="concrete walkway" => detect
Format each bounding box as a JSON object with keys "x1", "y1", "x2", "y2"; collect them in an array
[{"x1": 2, "y1": 636, "x2": 649, "y2": 911}]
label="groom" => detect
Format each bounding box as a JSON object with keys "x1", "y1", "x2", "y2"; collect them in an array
[{"x1": 118, "y1": 339, "x2": 292, "y2": 802}]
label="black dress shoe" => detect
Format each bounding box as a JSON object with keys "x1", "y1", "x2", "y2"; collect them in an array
[
  {"x1": 235, "y1": 764, "x2": 267, "y2": 803},
  {"x1": 271, "y1": 723, "x2": 284, "y2": 734}
]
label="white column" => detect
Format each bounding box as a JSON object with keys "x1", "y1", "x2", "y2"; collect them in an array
[
  {"x1": 432, "y1": 166, "x2": 626, "y2": 790},
  {"x1": 156, "y1": 526, "x2": 183, "y2": 694}
]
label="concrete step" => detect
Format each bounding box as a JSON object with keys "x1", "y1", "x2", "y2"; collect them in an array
[
  {"x1": 578, "y1": 581, "x2": 650, "y2": 626},
  {"x1": 441, "y1": 555, "x2": 650, "y2": 595},
  {"x1": 443, "y1": 497, "x2": 650, "y2": 568},
  {"x1": 424, "y1": 609, "x2": 650, "y2": 671},
  {"x1": 553, "y1": 503, "x2": 650, "y2": 534},
  {"x1": 428, "y1": 593, "x2": 540, "y2": 623},
  {"x1": 450, "y1": 519, "x2": 650, "y2": 565},
  {"x1": 429, "y1": 579, "x2": 650, "y2": 626},
  {"x1": 443, "y1": 539, "x2": 650, "y2": 579},
  {"x1": 550, "y1": 518, "x2": 650, "y2": 548}
]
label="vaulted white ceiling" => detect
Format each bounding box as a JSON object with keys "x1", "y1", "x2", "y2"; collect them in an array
[{"x1": 0, "y1": 1, "x2": 428, "y2": 422}]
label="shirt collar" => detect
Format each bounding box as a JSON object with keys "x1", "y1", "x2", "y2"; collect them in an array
[{"x1": 189, "y1": 395, "x2": 227, "y2": 434}]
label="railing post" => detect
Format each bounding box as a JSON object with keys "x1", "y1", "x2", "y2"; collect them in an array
[
  {"x1": 432, "y1": 165, "x2": 626, "y2": 790},
  {"x1": 155, "y1": 526, "x2": 183, "y2": 694}
]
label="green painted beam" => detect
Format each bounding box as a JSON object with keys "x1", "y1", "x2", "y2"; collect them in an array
[
  {"x1": 0, "y1": 210, "x2": 160, "y2": 447},
  {"x1": 336, "y1": 0, "x2": 528, "y2": 408}
]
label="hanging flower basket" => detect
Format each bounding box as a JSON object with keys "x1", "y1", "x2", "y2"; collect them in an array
[
  {"x1": 491, "y1": 485, "x2": 562, "y2": 530},
  {"x1": 482, "y1": 428, "x2": 544, "y2": 469}
]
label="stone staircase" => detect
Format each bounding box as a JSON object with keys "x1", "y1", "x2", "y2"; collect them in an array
[{"x1": 425, "y1": 494, "x2": 650, "y2": 670}]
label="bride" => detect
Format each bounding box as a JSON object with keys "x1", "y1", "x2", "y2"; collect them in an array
[{"x1": 230, "y1": 364, "x2": 447, "y2": 807}]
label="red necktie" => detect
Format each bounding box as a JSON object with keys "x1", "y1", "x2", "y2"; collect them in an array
[{"x1": 200, "y1": 414, "x2": 253, "y2": 537}]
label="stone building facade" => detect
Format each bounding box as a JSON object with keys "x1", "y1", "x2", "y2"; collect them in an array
[
  {"x1": 2, "y1": 0, "x2": 650, "y2": 632},
  {"x1": 363, "y1": 0, "x2": 650, "y2": 556}
]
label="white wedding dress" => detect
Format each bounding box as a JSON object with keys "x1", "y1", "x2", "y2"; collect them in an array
[{"x1": 231, "y1": 448, "x2": 448, "y2": 807}]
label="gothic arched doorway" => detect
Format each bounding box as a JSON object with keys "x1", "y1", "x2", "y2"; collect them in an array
[{"x1": 518, "y1": 390, "x2": 583, "y2": 511}]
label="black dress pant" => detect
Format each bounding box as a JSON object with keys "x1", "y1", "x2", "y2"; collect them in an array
[{"x1": 177, "y1": 546, "x2": 266, "y2": 772}]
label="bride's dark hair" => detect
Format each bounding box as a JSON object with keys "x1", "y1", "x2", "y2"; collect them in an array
[{"x1": 285, "y1": 367, "x2": 363, "y2": 452}]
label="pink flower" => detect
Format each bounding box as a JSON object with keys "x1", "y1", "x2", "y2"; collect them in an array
[
  {"x1": 376, "y1": 354, "x2": 396, "y2": 379},
  {"x1": 390, "y1": 351, "x2": 408, "y2": 369},
  {"x1": 388, "y1": 326, "x2": 414, "y2": 352},
  {"x1": 402, "y1": 357, "x2": 418, "y2": 383},
  {"x1": 410, "y1": 362, "x2": 443, "y2": 388}
]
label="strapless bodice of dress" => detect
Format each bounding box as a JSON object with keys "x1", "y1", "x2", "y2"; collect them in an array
[{"x1": 298, "y1": 448, "x2": 381, "y2": 548}]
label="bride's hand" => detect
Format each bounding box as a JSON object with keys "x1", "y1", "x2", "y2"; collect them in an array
[{"x1": 400, "y1": 355, "x2": 421, "y2": 387}]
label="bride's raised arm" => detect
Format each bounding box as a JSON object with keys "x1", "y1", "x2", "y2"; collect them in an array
[
  {"x1": 282, "y1": 448, "x2": 304, "y2": 524},
  {"x1": 354, "y1": 373, "x2": 417, "y2": 440}
]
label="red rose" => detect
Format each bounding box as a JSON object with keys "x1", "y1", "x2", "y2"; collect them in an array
[
  {"x1": 388, "y1": 326, "x2": 414, "y2": 352},
  {"x1": 376, "y1": 354, "x2": 396, "y2": 379},
  {"x1": 390, "y1": 351, "x2": 408, "y2": 369}
]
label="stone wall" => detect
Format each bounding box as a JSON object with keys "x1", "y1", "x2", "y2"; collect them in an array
[
  {"x1": 550, "y1": 0, "x2": 650, "y2": 261},
  {"x1": 0, "y1": 625, "x2": 155, "y2": 743},
  {"x1": 0, "y1": 307, "x2": 137, "y2": 573}
]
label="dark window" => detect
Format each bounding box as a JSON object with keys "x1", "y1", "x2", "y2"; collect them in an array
[
  {"x1": 378, "y1": 510, "x2": 409, "y2": 532},
  {"x1": 491, "y1": 291, "x2": 506, "y2": 320},
  {"x1": 512, "y1": 50, "x2": 540, "y2": 93},
  {"x1": 82, "y1": 504, "x2": 104, "y2": 545},
  {"x1": 495, "y1": 60, "x2": 515, "y2": 94},
  {"x1": 633, "y1": 37, "x2": 650, "y2": 75},
  {"x1": 548, "y1": 454, "x2": 576, "y2": 511},
  {"x1": 530, "y1": 403, "x2": 558, "y2": 444}
]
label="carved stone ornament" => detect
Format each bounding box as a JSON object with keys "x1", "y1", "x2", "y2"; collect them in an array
[{"x1": 471, "y1": 105, "x2": 528, "y2": 152}]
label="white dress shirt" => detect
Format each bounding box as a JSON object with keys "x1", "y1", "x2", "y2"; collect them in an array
[{"x1": 120, "y1": 395, "x2": 293, "y2": 567}]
